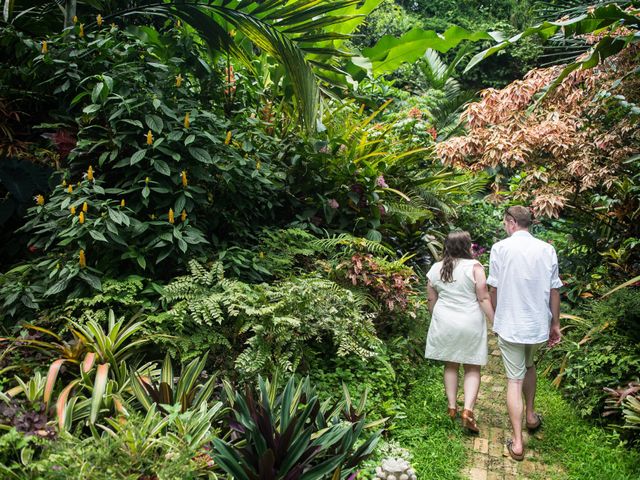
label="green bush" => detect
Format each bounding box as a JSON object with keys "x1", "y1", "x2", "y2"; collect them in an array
[
  {"x1": 212, "y1": 375, "x2": 381, "y2": 480},
  {"x1": 543, "y1": 289, "x2": 640, "y2": 419},
  {"x1": 153, "y1": 260, "x2": 381, "y2": 374},
  {"x1": 1, "y1": 407, "x2": 220, "y2": 479}
]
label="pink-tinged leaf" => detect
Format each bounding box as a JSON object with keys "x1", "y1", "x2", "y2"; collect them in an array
[
  {"x1": 113, "y1": 396, "x2": 128, "y2": 417},
  {"x1": 90, "y1": 363, "x2": 109, "y2": 424},
  {"x1": 56, "y1": 380, "x2": 80, "y2": 431},
  {"x1": 82, "y1": 352, "x2": 96, "y2": 373},
  {"x1": 6, "y1": 385, "x2": 22, "y2": 397},
  {"x1": 44, "y1": 359, "x2": 66, "y2": 407}
]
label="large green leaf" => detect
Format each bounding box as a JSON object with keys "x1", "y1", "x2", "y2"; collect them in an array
[{"x1": 353, "y1": 26, "x2": 502, "y2": 78}]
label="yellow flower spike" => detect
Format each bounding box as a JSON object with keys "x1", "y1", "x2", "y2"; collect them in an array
[
  {"x1": 70, "y1": 206, "x2": 76, "y2": 215},
  {"x1": 259, "y1": 251, "x2": 265, "y2": 259},
  {"x1": 87, "y1": 165, "x2": 94, "y2": 181},
  {"x1": 79, "y1": 249, "x2": 86, "y2": 268},
  {"x1": 176, "y1": 19, "x2": 181, "y2": 28},
  {"x1": 41, "y1": 41, "x2": 48, "y2": 54},
  {"x1": 36, "y1": 194, "x2": 45, "y2": 206},
  {"x1": 146, "y1": 130, "x2": 153, "y2": 145},
  {"x1": 175, "y1": 74, "x2": 183, "y2": 88},
  {"x1": 181, "y1": 209, "x2": 187, "y2": 222},
  {"x1": 120, "y1": 199, "x2": 125, "y2": 208},
  {"x1": 183, "y1": 112, "x2": 190, "y2": 129},
  {"x1": 67, "y1": 185, "x2": 73, "y2": 193},
  {"x1": 224, "y1": 131, "x2": 232, "y2": 145},
  {"x1": 73, "y1": 15, "x2": 78, "y2": 24},
  {"x1": 181, "y1": 170, "x2": 188, "y2": 188},
  {"x1": 61, "y1": 179, "x2": 67, "y2": 187},
  {"x1": 145, "y1": 176, "x2": 150, "y2": 184},
  {"x1": 79, "y1": 24, "x2": 84, "y2": 38},
  {"x1": 168, "y1": 208, "x2": 175, "y2": 224},
  {"x1": 150, "y1": 214, "x2": 156, "y2": 220},
  {"x1": 79, "y1": 211, "x2": 85, "y2": 224},
  {"x1": 82, "y1": 202, "x2": 88, "y2": 213},
  {"x1": 97, "y1": 14, "x2": 103, "y2": 26},
  {"x1": 256, "y1": 161, "x2": 261, "y2": 170}
]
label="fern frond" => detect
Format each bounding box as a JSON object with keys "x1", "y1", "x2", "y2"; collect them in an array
[
  {"x1": 385, "y1": 201, "x2": 435, "y2": 224},
  {"x1": 311, "y1": 234, "x2": 394, "y2": 256}
]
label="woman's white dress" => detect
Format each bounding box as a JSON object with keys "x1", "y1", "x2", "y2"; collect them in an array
[{"x1": 425, "y1": 259, "x2": 487, "y2": 365}]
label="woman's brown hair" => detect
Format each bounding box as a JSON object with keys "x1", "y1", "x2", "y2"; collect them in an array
[{"x1": 440, "y1": 231, "x2": 473, "y2": 283}]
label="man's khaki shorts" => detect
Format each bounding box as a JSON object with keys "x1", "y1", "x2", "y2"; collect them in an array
[{"x1": 498, "y1": 337, "x2": 545, "y2": 380}]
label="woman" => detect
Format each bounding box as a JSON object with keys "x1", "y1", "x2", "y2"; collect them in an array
[{"x1": 425, "y1": 231, "x2": 494, "y2": 433}]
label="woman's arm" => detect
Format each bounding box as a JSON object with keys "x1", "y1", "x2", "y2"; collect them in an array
[
  {"x1": 427, "y1": 281, "x2": 438, "y2": 314},
  {"x1": 473, "y1": 264, "x2": 495, "y2": 323}
]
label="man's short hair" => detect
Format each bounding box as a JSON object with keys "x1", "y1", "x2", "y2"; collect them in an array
[{"x1": 504, "y1": 205, "x2": 532, "y2": 228}]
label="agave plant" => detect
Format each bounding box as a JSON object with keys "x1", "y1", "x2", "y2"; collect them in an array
[{"x1": 212, "y1": 375, "x2": 382, "y2": 480}]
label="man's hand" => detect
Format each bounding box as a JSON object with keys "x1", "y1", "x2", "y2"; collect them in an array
[{"x1": 548, "y1": 323, "x2": 561, "y2": 348}]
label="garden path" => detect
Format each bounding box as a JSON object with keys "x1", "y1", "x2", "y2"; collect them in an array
[{"x1": 461, "y1": 335, "x2": 559, "y2": 480}]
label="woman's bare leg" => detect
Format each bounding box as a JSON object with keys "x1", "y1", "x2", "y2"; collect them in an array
[
  {"x1": 444, "y1": 362, "x2": 460, "y2": 409},
  {"x1": 463, "y1": 364, "x2": 481, "y2": 411}
]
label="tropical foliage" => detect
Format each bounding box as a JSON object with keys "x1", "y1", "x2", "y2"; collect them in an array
[{"x1": 1, "y1": 0, "x2": 639, "y2": 476}]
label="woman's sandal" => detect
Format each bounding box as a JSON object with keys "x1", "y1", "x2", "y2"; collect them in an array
[
  {"x1": 526, "y1": 413, "x2": 543, "y2": 432},
  {"x1": 447, "y1": 407, "x2": 458, "y2": 419},
  {"x1": 506, "y1": 439, "x2": 525, "y2": 461},
  {"x1": 461, "y1": 409, "x2": 479, "y2": 434}
]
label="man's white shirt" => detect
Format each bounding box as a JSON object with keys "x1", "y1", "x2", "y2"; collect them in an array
[{"x1": 487, "y1": 231, "x2": 562, "y2": 344}]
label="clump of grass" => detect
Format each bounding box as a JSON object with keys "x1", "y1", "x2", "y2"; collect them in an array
[
  {"x1": 392, "y1": 362, "x2": 467, "y2": 479},
  {"x1": 529, "y1": 377, "x2": 640, "y2": 480}
]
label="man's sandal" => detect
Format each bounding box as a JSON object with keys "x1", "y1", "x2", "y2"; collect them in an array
[
  {"x1": 447, "y1": 407, "x2": 458, "y2": 420},
  {"x1": 506, "y1": 439, "x2": 525, "y2": 461},
  {"x1": 526, "y1": 413, "x2": 543, "y2": 432}
]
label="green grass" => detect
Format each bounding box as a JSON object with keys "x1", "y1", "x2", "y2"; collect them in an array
[
  {"x1": 529, "y1": 377, "x2": 640, "y2": 480},
  {"x1": 386, "y1": 363, "x2": 639, "y2": 480},
  {"x1": 392, "y1": 362, "x2": 467, "y2": 480}
]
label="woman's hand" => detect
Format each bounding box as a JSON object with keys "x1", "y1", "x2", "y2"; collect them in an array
[
  {"x1": 427, "y1": 282, "x2": 438, "y2": 314},
  {"x1": 474, "y1": 264, "x2": 495, "y2": 323}
]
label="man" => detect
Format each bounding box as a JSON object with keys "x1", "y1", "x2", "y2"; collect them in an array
[{"x1": 486, "y1": 205, "x2": 562, "y2": 461}]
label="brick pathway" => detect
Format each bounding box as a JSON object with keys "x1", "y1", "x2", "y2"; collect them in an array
[{"x1": 460, "y1": 335, "x2": 556, "y2": 480}]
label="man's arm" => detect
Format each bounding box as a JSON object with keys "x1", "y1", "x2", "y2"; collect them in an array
[{"x1": 548, "y1": 288, "x2": 561, "y2": 347}]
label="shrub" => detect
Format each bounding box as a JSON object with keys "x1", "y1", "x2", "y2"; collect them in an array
[
  {"x1": 213, "y1": 375, "x2": 382, "y2": 480},
  {"x1": 156, "y1": 260, "x2": 381, "y2": 375},
  {"x1": 543, "y1": 289, "x2": 640, "y2": 418}
]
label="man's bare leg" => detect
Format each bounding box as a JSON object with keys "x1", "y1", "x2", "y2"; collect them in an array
[
  {"x1": 523, "y1": 365, "x2": 538, "y2": 425},
  {"x1": 506, "y1": 379, "x2": 524, "y2": 455}
]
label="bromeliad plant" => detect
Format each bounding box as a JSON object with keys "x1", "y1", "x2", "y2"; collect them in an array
[
  {"x1": 213, "y1": 375, "x2": 382, "y2": 480},
  {"x1": 131, "y1": 353, "x2": 218, "y2": 414},
  {"x1": 6, "y1": 310, "x2": 150, "y2": 431}
]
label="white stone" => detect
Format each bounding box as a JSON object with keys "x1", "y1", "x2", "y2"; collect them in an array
[
  {"x1": 381, "y1": 458, "x2": 410, "y2": 473},
  {"x1": 399, "y1": 475, "x2": 408, "y2": 480},
  {"x1": 387, "y1": 476, "x2": 396, "y2": 480}
]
